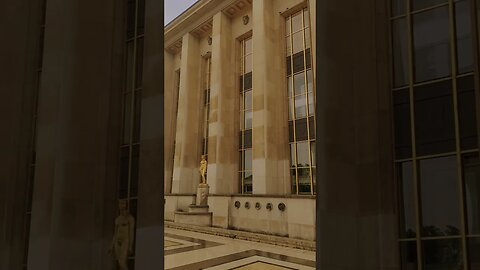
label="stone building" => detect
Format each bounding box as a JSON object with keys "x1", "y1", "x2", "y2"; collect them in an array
[{"x1": 1, "y1": 0, "x2": 480, "y2": 269}]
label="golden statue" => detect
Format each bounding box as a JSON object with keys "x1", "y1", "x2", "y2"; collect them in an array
[
  {"x1": 109, "y1": 199, "x2": 135, "y2": 270},
  {"x1": 199, "y1": 155, "x2": 207, "y2": 184}
]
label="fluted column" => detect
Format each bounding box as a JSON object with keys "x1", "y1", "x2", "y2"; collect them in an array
[
  {"x1": 171, "y1": 33, "x2": 202, "y2": 194},
  {"x1": 207, "y1": 11, "x2": 237, "y2": 194},
  {"x1": 251, "y1": 0, "x2": 290, "y2": 195}
]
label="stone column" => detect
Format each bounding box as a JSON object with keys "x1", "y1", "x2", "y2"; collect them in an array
[
  {"x1": 164, "y1": 50, "x2": 175, "y2": 195},
  {"x1": 26, "y1": 0, "x2": 123, "y2": 269},
  {"x1": 134, "y1": 0, "x2": 165, "y2": 268},
  {"x1": 251, "y1": 0, "x2": 290, "y2": 195},
  {"x1": 316, "y1": 0, "x2": 399, "y2": 269},
  {"x1": 208, "y1": 11, "x2": 237, "y2": 194},
  {"x1": 171, "y1": 33, "x2": 202, "y2": 194}
]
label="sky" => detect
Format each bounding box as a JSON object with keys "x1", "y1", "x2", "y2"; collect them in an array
[{"x1": 164, "y1": 0, "x2": 199, "y2": 26}]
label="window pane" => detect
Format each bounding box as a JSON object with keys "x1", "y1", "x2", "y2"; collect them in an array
[
  {"x1": 288, "y1": 121, "x2": 294, "y2": 142},
  {"x1": 464, "y1": 153, "x2": 480, "y2": 235},
  {"x1": 244, "y1": 129, "x2": 252, "y2": 148},
  {"x1": 290, "y1": 144, "x2": 296, "y2": 167},
  {"x1": 245, "y1": 38, "x2": 252, "y2": 54},
  {"x1": 392, "y1": 18, "x2": 409, "y2": 87},
  {"x1": 295, "y1": 95, "x2": 307, "y2": 119},
  {"x1": 468, "y1": 238, "x2": 480, "y2": 270},
  {"x1": 303, "y1": 9, "x2": 310, "y2": 28},
  {"x1": 307, "y1": 69, "x2": 313, "y2": 92},
  {"x1": 243, "y1": 72, "x2": 252, "y2": 90},
  {"x1": 394, "y1": 89, "x2": 412, "y2": 159},
  {"x1": 294, "y1": 72, "x2": 306, "y2": 95},
  {"x1": 123, "y1": 93, "x2": 133, "y2": 144},
  {"x1": 245, "y1": 90, "x2": 252, "y2": 110},
  {"x1": 413, "y1": 0, "x2": 447, "y2": 11},
  {"x1": 286, "y1": 56, "x2": 292, "y2": 76},
  {"x1": 398, "y1": 162, "x2": 417, "y2": 238},
  {"x1": 288, "y1": 97, "x2": 294, "y2": 120},
  {"x1": 292, "y1": 12, "x2": 302, "y2": 32},
  {"x1": 400, "y1": 241, "x2": 418, "y2": 270},
  {"x1": 414, "y1": 80, "x2": 455, "y2": 156},
  {"x1": 244, "y1": 149, "x2": 252, "y2": 171},
  {"x1": 291, "y1": 169, "x2": 297, "y2": 193},
  {"x1": 413, "y1": 7, "x2": 451, "y2": 83},
  {"x1": 296, "y1": 141, "x2": 310, "y2": 166},
  {"x1": 458, "y1": 76, "x2": 478, "y2": 150},
  {"x1": 420, "y1": 156, "x2": 460, "y2": 236},
  {"x1": 456, "y1": 0, "x2": 474, "y2": 74},
  {"x1": 287, "y1": 76, "x2": 293, "y2": 97},
  {"x1": 310, "y1": 142, "x2": 316, "y2": 165},
  {"x1": 308, "y1": 92, "x2": 314, "y2": 116},
  {"x1": 308, "y1": 116, "x2": 315, "y2": 137},
  {"x1": 245, "y1": 111, "x2": 252, "y2": 129},
  {"x1": 126, "y1": 41, "x2": 134, "y2": 91},
  {"x1": 293, "y1": 52, "x2": 305, "y2": 73},
  {"x1": 245, "y1": 54, "x2": 252, "y2": 73},
  {"x1": 286, "y1": 36, "x2": 291, "y2": 55},
  {"x1": 285, "y1": 17, "x2": 290, "y2": 35},
  {"x1": 392, "y1": 0, "x2": 406, "y2": 16},
  {"x1": 295, "y1": 118, "x2": 308, "y2": 141},
  {"x1": 305, "y1": 29, "x2": 311, "y2": 49},
  {"x1": 292, "y1": 31, "x2": 303, "y2": 54},
  {"x1": 422, "y1": 239, "x2": 463, "y2": 269}
]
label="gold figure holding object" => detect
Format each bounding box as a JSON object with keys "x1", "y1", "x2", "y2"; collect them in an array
[
  {"x1": 199, "y1": 155, "x2": 207, "y2": 184},
  {"x1": 109, "y1": 199, "x2": 135, "y2": 270}
]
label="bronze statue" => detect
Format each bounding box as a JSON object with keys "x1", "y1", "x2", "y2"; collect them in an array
[
  {"x1": 109, "y1": 199, "x2": 135, "y2": 270},
  {"x1": 199, "y1": 155, "x2": 207, "y2": 184}
]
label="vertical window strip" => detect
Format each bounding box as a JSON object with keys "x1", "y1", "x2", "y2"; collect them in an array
[
  {"x1": 286, "y1": 8, "x2": 315, "y2": 195},
  {"x1": 239, "y1": 37, "x2": 253, "y2": 194},
  {"x1": 203, "y1": 57, "x2": 211, "y2": 157},
  {"x1": 119, "y1": 0, "x2": 145, "y2": 268}
]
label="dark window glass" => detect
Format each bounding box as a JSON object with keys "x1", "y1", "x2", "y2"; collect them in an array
[
  {"x1": 398, "y1": 162, "x2": 417, "y2": 238},
  {"x1": 292, "y1": 52, "x2": 305, "y2": 74},
  {"x1": 392, "y1": 0, "x2": 406, "y2": 16},
  {"x1": 413, "y1": 0, "x2": 447, "y2": 11},
  {"x1": 463, "y1": 153, "x2": 480, "y2": 235},
  {"x1": 413, "y1": 7, "x2": 450, "y2": 83},
  {"x1": 308, "y1": 116, "x2": 315, "y2": 137},
  {"x1": 286, "y1": 57, "x2": 292, "y2": 76},
  {"x1": 392, "y1": 18, "x2": 409, "y2": 87},
  {"x1": 414, "y1": 80, "x2": 455, "y2": 156},
  {"x1": 123, "y1": 93, "x2": 133, "y2": 145},
  {"x1": 135, "y1": 38, "x2": 144, "y2": 88},
  {"x1": 127, "y1": 0, "x2": 136, "y2": 39},
  {"x1": 119, "y1": 156, "x2": 129, "y2": 199},
  {"x1": 137, "y1": 0, "x2": 145, "y2": 35},
  {"x1": 468, "y1": 238, "x2": 480, "y2": 270},
  {"x1": 244, "y1": 129, "x2": 252, "y2": 148},
  {"x1": 295, "y1": 118, "x2": 308, "y2": 141},
  {"x1": 458, "y1": 76, "x2": 478, "y2": 150},
  {"x1": 400, "y1": 241, "x2": 418, "y2": 270},
  {"x1": 289, "y1": 121, "x2": 294, "y2": 142},
  {"x1": 291, "y1": 169, "x2": 297, "y2": 194},
  {"x1": 297, "y1": 168, "x2": 311, "y2": 194},
  {"x1": 133, "y1": 90, "x2": 142, "y2": 143},
  {"x1": 130, "y1": 155, "x2": 139, "y2": 197},
  {"x1": 422, "y1": 239, "x2": 463, "y2": 269},
  {"x1": 305, "y1": 48, "x2": 311, "y2": 69},
  {"x1": 419, "y1": 156, "x2": 460, "y2": 236},
  {"x1": 126, "y1": 41, "x2": 134, "y2": 90},
  {"x1": 456, "y1": 0, "x2": 474, "y2": 74},
  {"x1": 394, "y1": 89, "x2": 412, "y2": 159},
  {"x1": 243, "y1": 72, "x2": 252, "y2": 90},
  {"x1": 244, "y1": 149, "x2": 252, "y2": 171},
  {"x1": 244, "y1": 171, "x2": 253, "y2": 193}
]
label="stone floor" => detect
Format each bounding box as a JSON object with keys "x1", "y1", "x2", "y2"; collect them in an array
[{"x1": 164, "y1": 227, "x2": 316, "y2": 270}]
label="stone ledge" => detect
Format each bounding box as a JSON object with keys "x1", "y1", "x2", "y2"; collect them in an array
[{"x1": 165, "y1": 221, "x2": 316, "y2": 251}]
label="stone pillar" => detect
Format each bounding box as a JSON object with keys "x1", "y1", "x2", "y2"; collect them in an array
[
  {"x1": 171, "y1": 33, "x2": 202, "y2": 194},
  {"x1": 208, "y1": 11, "x2": 237, "y2": 194},
  {"x1": 26, "y1": 0, "x2": 123, "y2": 269},
  {"x1": 134, "y1": 0, "x2": 165, "y2": 268},
  {"x1": 164, "y1": 50, "x2": 175, "y2": 195},
  {"x1": 316, "y1": 0, "x2": 399, "y2": 269},
  {"x1": 251, "y1": 0, "x2": 290, "y2": 195},
  {"x1": 0, "y1": 0, "x2": 43, "y2": 269}
]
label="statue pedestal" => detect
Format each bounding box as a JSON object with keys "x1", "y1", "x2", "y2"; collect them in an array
[
  {"x1": 173, "y1": 183, "x2": 212, "y2": 227},
  {"x1": 196, "y1": 183, "x2": 209, "y2": 206}
]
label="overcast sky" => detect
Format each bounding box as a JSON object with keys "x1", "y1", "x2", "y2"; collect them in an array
[{"x1": 164, "y1": 0, "x2": 198, "y2": 26}]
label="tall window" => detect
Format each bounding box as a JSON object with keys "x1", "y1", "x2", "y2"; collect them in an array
[
  {"x1": 202, "y1": 57, "x2": 211, "y2": 157},
  {"x1": 391, "y1": 0, "x2": 479, "y2": 268},
  {"x1": 170, "y1": 69, "x2": 180, "y2": 193},
  {"x1": 285, "y1": 8, "x2": 315, "y2": 195},
  {"x1": 239, "y1": 37, "x2": 253, "y2": 194},
  {"x1": 23, "y1": 0, "x2": 47, "y2": 268},
  {"x1": 119, "y1": 0, "x2": 145, "y2": 268}
]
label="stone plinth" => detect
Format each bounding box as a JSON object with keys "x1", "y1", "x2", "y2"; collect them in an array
[
  {"x1": 196, "y1": 184, "x2": 209, "y2": 206},
  {"x1": 188, "y1": 204, "x2": 209, "y2": 213}
]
